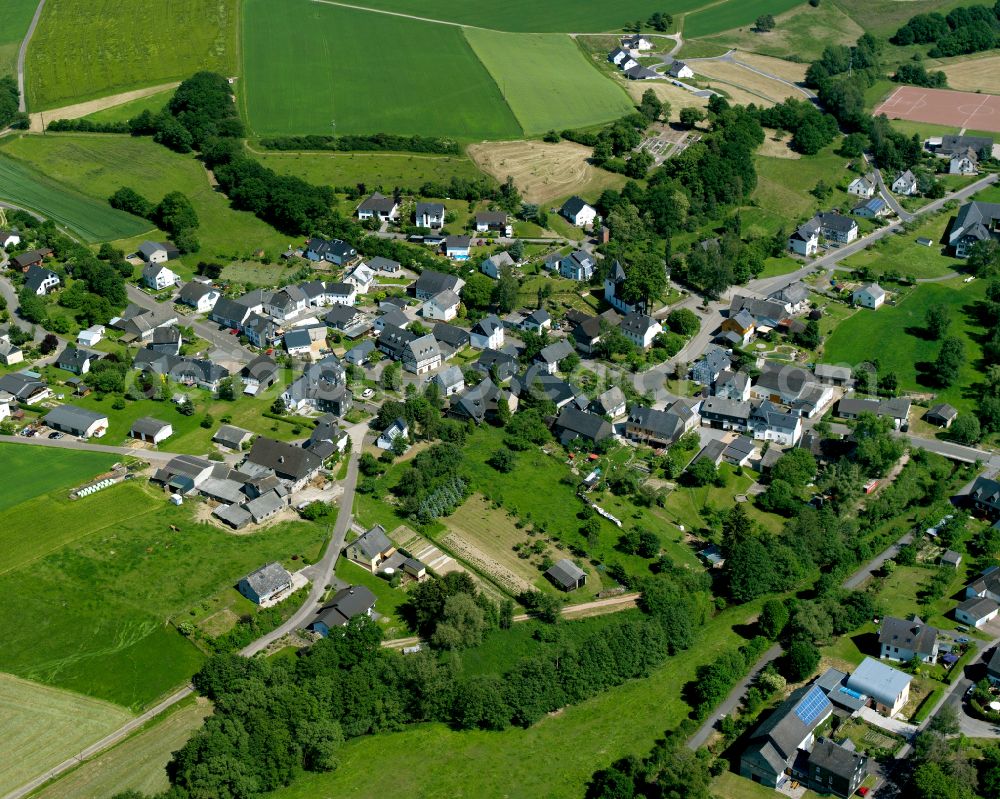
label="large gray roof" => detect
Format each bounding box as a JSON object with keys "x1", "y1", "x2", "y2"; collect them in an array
[
  {"x1": 546, "y1": 558, "x2": 586, "y2": 589},
  {"x1": 243, "y1": 562, "x2": 292, "y2": 596},
  {"x1": 44, "y1": 404, "x2": 106, "y2": 431},
  {"x1": 846, "y1": 657, "x2": 911, "y2": 709},
  {"x1": 747, "y1": 684, "x2": 832, "y2": 763},
  {"x1": 313, "y1": 585, "x2": 377, "y2": 629},
  {"x1": 245, "y1": 437, "x2": 321, "y2": 481}
]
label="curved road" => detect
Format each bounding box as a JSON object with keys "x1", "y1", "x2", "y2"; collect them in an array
[{"x1": 16, "y1": 0, "x2": 46, "y2": 113}]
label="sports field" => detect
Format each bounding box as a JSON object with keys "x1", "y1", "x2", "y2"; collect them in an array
[
  {"x1": 463, "y1": 30, "x2": 634, "y2": 134},
  {"x1": 0, "y1": 149, "x2": 150, "y2": 242},
  {"x1": 25, "y1": 0, "x2": 238, "y2": 110},
  {"x1": 874, "y1": 85, "x2": 1000, "y2": 134},
  {"x1": 683, "y1": 0, "x2": 805, "y2": 38},
  {"x1": 0, "y1": 0, "x2": 38, "y2": 78},
  {"x1": 345, "y1": 0, "x2": 707, "y2": 32},
  {"x1": 0, "y1": 443, "x2": 117, "y2": 513},
  {"x1": 0, "y1": 479, "x2": 327, "y2": 708},
  {"x1": 32, "y1": 698, "x2": 213, "y2": 799},
  {"x1": 0, "y1": 672, "x2": 133, "y2": 797},
  {"x1": 0, "y1": 134, "x2": 294, "y2": 257},
  {"x1": 243, "y1": 0, "x2": 521, "y2": 139}
]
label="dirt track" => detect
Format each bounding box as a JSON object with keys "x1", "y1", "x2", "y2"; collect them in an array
[{"x1": 29, "y1": 83, "x2": 179, "y2": 132}]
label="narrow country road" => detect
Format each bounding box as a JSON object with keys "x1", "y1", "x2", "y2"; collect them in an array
[
  {"x1": 29, "y1": 82, "x2": 180, "y2": 133},
  {"x1": 0, "y1": 434, "x2": 180, "y2": 465},
  {"x1": 16, "y1": 0, "x2": 45, "y2": 112}
]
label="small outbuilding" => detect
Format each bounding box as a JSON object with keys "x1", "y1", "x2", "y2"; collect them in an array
[
  {"x1": 130, "y1": 416, "x2": 173, "y2": 444},
  {"x1": 545, "y1": 558, "x2": 587, "y2": 591}
]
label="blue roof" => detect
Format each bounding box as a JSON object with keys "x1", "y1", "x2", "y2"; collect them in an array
[{"x1": 866, "y1": 198, "x2": 887, "y2": 210}]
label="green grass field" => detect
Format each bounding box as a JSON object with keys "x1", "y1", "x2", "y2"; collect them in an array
[
  {"x1": 0, "y1": 443, "x2": 117, "y2": 513},
  {"x1": 0, "y1": 672, "x2": 134, "y2": 797},
  {"x1": 0, "y1": 134, "x2": 296, "y2": 259},
  {"x1": 0, "y1": 148, "x2": 151, "y2": 242},
  {"x1": 252, "y1": 149, "x2": 487, "y2": 192},
  {"x1": 463, "y1": 30, "x2": 634, "y2": 135},
  {"x1": 683, "y1": 0, "x2": 805, "y2": 38},
  {"x1": 25, "y1": 0, "x2": 238, "y2": 110},
  {"x1": 0, "y1": 0, "x2": 38, "y2": 78},
  {"x1": 838, "y1": 214, "x2": 964, "y2": 280},
  {"x1": 831, "y1": 0, "x2": 973, "y2": 37},
  {"x1": 346, "y1": 0, "x2": 708, "y2": 32},
  {"x1": 0, "y1": 479, "x2": 327, "y2": 708},
  {"x1": 243, "y1": 0, "x2": 522, "y2": 140},
  {"x1": 824, "y1": 280, "x2": 987, "y2": 412},
  {"x1": 270, "y1": 597, "x2": 767, "y2": 799},
  {"x1": 81, "y1": 88, "x2": 174, "y2": 125},
  {"x1": 32, "y1": 697, "x2": 213, "y2": 799}
]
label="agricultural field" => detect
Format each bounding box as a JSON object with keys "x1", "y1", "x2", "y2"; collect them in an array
[
  {"x1": 0, "y1": 0, "x2": 38, "y2": 78},
  {"x1": 940, "y1": 54, "x2": 1000, "y2": 94},
  {"x1": 0, "y1": 478, "x2": 327, "y2": 708},
  {"x1": 824, "y1": 279, "x2": 987, "y2": 412},
  {"x1": 0, "y1": 443, "x2": 117, "y2": 513},
  {"x1": 270, "y1": 597, "x2": 769, "y2": 799},
  {"x1": 468, "y1": 140, "x2": 628, "y2": 204},
  {"x1": 0, "y1": 672, "x2": 133, "y2": 797},
  {"x1": 253, "y1": 149, "x2": 487, "y2": 193},
  {"x1": 0, "y1": 134, "x2": 296, "y2": 259},
  {"x1": 25, "y1": 0, "x2": 238, "y2": 110},
  {"x1": 696, "y1": 2, "x2": 862, "y2": 62},
  {"x1": 831, "y1": 0, "x2": 973, "y2": 37},
  {"x1": 682, "y1": 0, "x2": 804, "y2": 39},
  {"x1": 0, "y1": 148, "x2": 150, "y2": 243},
  {"x1": 32, "y1": 697, "x2": 213, "y2": 799},
  {"x1": 345, "y1": 0, "x2": 708, "y2": 32},
  {"x1": 80, "y1": 87, "x2": 174, "y2": 126},
  {"x1": 463, "y1": 29, "x2": 634, "y2": 135},
  {"x1": 687, "y1": 59, "x2": 802, "y2": 106},
  {"x1": 623, "y1": 76, "x2": 709, "y2": 113},
  {"x1": 242, "y1": 0, "x2": 521, "y2": 140}
]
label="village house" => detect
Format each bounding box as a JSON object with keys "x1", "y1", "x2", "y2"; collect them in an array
[
  {"x1": 415, "y1": 202, "x2": 445, "y2": 229},
  {"x1": 626, "y1": 400, "x2": 697, "y2": 447},
  {"x1": 281, "y1": 357, "x2": 351, "y2": 416},
  {"x1": 12, "y1": 248, "x2": 52, "y2": 272},
  {"x1": 470, "y1": 314, "x2": 505, "y2": 350},
  {"x1": 947, "y1": 201, "x2": 1000, "y2": 257},
  {"x1": 892, "y1": 169, "x2": 919, "y2": 196},
  {"x1": 622, "y1": 34, "x2": 653, "y2": 50},
  {"x1": 750, "y1": 400, "x2": 803, "y2": 446},
  {"x1": 691, "y1": 346, "x2": 732, "y2": 386},
  {"x1": 142, "y1": 262, "x2": 179, "y2": 291},
  {"x1": 44, "y1": 404, "x2": 108, "y2": 438},
  {"x1": 138, "y1": 241, "x2": 178, "y2": 264},
  {"x1": 305, "y1": 237, "x2": 357, "y2": 266},
  {"x1": 968, "y1": 478, "x2": 1000, "y2": 520},
  {"x1": 433, "y1": 364, "x2": 465, "y2": 397},
  {"x1": 77, "y1": 324, "x2": 105, "y2": 347},
  {"x1": 55, "y1": 346, "x2": 96, "y2": 375},
  {"x1": 402, "y1": 334, "x2": 442, "y2": 375},
  {"x1": 444, "y1": 235, "x2": 471, "y2": 261},
  {"x1": 24, "y1": 265, "x2": 60, "y2": 296},
  {"x1": 553, "y1": 407, "x2": 613, "y2": 446},
  {"x1": 714, "y1": 370, "x2": 751, "y2": 401},
  {"x1": 847, "y1": 657, "x2": 911, "y2": 717},
  {"x1": 955, "y1": 595, "x2": 999, "y2": 629},
  {"x1": 559, "y1": 249, "x2": 596, "y2": 282},
  {"x1": 819, "y1": 212, "x2": 859, "y2": 244},
  {"x1": 603, "y1": 259, "x2": 645, "y2": 314},
  {"x1": 925, "y1": 403, "x2": 959, "y2": 428},
  {"x1": 243, "y1": 436, "x2": 323, "y2": 490},
  {"x1": 788, "y1": 218, "x2": 821, "y2": 256},
  {"x1": 951, "y1": 148, "x2": 979, "y2": 175},
  {"x1": 148, "y1": 325, "x2": 182, "y2": 356},
  {"x1": 591, "y1": 386, "x2": 627, "y2": 420},
  {"x1": 0, "y1": 372, "x2": 51, "y2": 404},
  {"x1": 700, "y1": 396, "x2": 752, "y2": 432},
  {"x1": 377, "y1": 418, "x2": 409, "y2": 450},
  {"x1": 852, "y1": 282, "x2": 885, "y2": 309},
  {"x1": 356, "y1": 192, "x2": 399, "y2": 222},
  {"x1": 620, "y1": 312, "x2": 662, "y2": 350},
  {"x1": 481, "y1": 250, "x2": 515, "y2": 279},
  {"x1": 414, "y1": 269, "x2": 463, "y2": 301},
  {"x1": 0, "y1": 229, "x2": 21, "y2": 249},
  {"x1": 346, "y1": 524, "x2": 396, "y2": 571},
  {"x1": 345, "y1": 262, "x2": 376, "y2": 294},
  {"x1": 521, "y1": 308, "x2": 551, "y2": 333},
  {"x1": 879, "y1": 615, "x2": 939, "y2": 664},
  {"x1": 536, "y1": 339, "x2": 575, "y2": 375},
  {"x1": 422, "y1": 289, "x2": 460, "y2": 321},
  {"x1": 367, "y1": 255, "x2": 402, "y2": 274},
  {"x1": 852, "y1": 197, "x2": 890, "y2": 219},
  {"x1": 238, "y1": 562, "x2": 293, "y2": 605},
  {"x1": 847, "y1": 174, "x2": 877, "y2": 199},
  {"x1": 668, "y1": 60, "x2": 694, "y2": 79},
  {"x1": 475, "y1": 211, "x2": 511, "y2": 236},
  {"x1": 719, "y1": 308, "x2": 756, "y2": 347},
  {"x1": 0, "y1": 337, "x2": 23, "y2": 366},
  {"x1": 560, "y1": 196, "x2": 597, "y2": 228},
  {"x1": 309, "y1": 585, "x2": 377, "y2": 635},
  {"x1": 177, "y1": 280, "x2": 220, "y2": 313}
]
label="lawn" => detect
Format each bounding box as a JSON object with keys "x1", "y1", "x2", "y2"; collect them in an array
[
  {"x1": 824, "y1": 280, "x2": 987, "y2": 412},
  {"x1": 0, "y1": 672, "x2": 134, "y2": 798},
  {"x1": 270, "y1": 597, "x2": 769, "y2": 799},
  {"x1": 252, "y1": 149, "x2": 487, "y2": 193},
  {"x1": 242, "y1": 0, "x2": 522, "y2": 140},
  {"x1": 0, "y1": 443, "x2": 117, "y2": 513},
  {"x1": 713, "y1": 771, "x2": 824, "y2": 799},
  {"x1": 25, "y1": 0, "x2": 238, "y2": 110},
  {"x1": 683, "y1": 0, "x2": 805, "y2": 38},
  {"x1": 877, "y1": 564, "x2": 971, "y2": 633},
  {"x1": 464, "y1": 29, "x2": 634, "y2": 135},
  {"x1": 838, "y1": 215, "x2": 964, "y2": 281},
  {"x1": 0, "y1": 134, "x2": 297, "y2": 260},
  {"x1": 334, "y1": 558, "x2": 409, "y2": 638},
  {"x1": 0, "y1": 480, "x2": 327, "y2": 708},
  {"x1": 0, "y1": 147, "x2": 151, "y2": 242},
  {"x1": 80, "y1": 88, "x2": 174, "y2": 125},
  {"x1": 31, "y1": 696, "x2": 213, "y2": 799},
  {"x1": 344, "y1": 0, "x2": 709, "y2": 32},
  {"x1": 0, "y1": 0, "x2": 38, "y2": 78}
]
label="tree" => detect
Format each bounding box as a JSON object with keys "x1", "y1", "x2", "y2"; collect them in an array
[
  {"x1": 758, "y1": 478, "x2": 799, "y2": 515},
  {"x1": 488, "y1": 448, "x2": 516, "y2": 473},
  {"x1": 270, "y1": 397, "x2": 286, "y2": 414},
  {"x1": 217, "y1": 376, "x2": 236, "y2": 401},
  {"x1": 108, "y1": 186, "x2": 153, "y2": 218},
  {"x1": 492, "y1": 267, "x2": 519, "y2": 313},
  {"x1": 678, "y1": 107, "x2": 705, "y2": 129},
  {"x1": 755, "y1": 14, "x2": 776, "y2": 31},
  {"x1": 639, "y1": 88, "x2": 664, "y2": 122},
  {"x1": 431, "y1": 592, "x2": 487, "y2": 650},
  {"x1": 684, "y1": 458, "x2": 718, "y2": 487},
  {"x1": 622, "y1": 251, "x2": 666, "y2": 307},
  {"x1": 786, "y1": 639, "x2": 820, "y2": 681},
  {"x1": 925, "y1": 305, "x2": 950, "y2": 340},
  {"x1": 381, "y1": 360, "x2": 402, "y2": 391},
  {"x1": 770, "y1": 448, "x2": 816, "y2": 488},
  {"x1": 40, "y1": 333, "x2": 58, "y2": 354},
  {"x1": 759, "y1": 599, "x2": 789, "y2": 639},
  {"x1": 666, "y1": 307, "x2": 700, "y2": 337},
  {"x1": 933, "y1": 337, "x2": 965, "y2": 387},
  {"x1": 949, "y1": 413, "x2": 980, "y2": 445},
  {"x1": 461, "y1": 272, "x2": 494, "y2": 310}
]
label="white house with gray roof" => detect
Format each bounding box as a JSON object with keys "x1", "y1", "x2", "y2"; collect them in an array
[
  {"x1": 346, "y1": 525, "x2": 396, "y2": 571},
  {"x1": 847, "y1": 657, "x2": 911, "y2": 717},
  {"x1": 238, "y1": 562, "x2": 293, "y2": 605},
  {"x1": 44, "y1": 404, "x2": 108, "y2": 438},
  {"x1": 852, "y1": 282, "x2": 885, "y2": 309}
]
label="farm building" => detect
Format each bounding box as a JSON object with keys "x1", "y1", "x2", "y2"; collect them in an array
[
  {"x1": 546, "y1": 558, "x2": 587, "y2": 591},
  {"x1": 44, "y1": 405, "x2": 108, "y2": 438},
  {"x1": 129, "y1": 416, "x2": 173, "y2": 444}
]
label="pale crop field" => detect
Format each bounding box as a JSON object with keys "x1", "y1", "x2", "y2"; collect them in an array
[{"x1": 940, "y1": 55, "x2": 1000, "y2": 93}]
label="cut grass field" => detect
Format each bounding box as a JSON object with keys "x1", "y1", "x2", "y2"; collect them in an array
[
  {"x1": 243, "y1": 0, "x2": 521, "y2": 140},
  {"x1": 0, "y1": 147, "x2": 150, "y2": 243},
  {"x1": 464, "y1": 29, "x2": 634, "y2": 135},
  {"x1": 0, "y1": 479, "x2": 327, "y2": 708},
  {"x1": 837, "y1": 213, "x2": 963, "y2": 281},
  {"x1": 270, "y1": 597, "x2": 769, "y2": 799},
  {"x1": 80, "y1": 88, "x2": 174, "y2": 126},
  {"x1": 252, "y1": 148, "x2": 486, "y2": 193},
  {"x1": 683, "y1": 0, "x2": 805, "y2": 38},
  {"x1": 697, "y1": 2, "x2": 862, "y2": 63},
  {"x1": 346, "y1": 0, "x2": 708, "y2": 32},
  {"x1": 831, "y1": 0, "x2": 973, "y2": 37},
  {"x1": 0, "y1": 672, "x2": 133, "y2": 798},
  {"x1": 31, "y1": 697, "x2": 213, "y2": 799},
  {"x1": 0, "y1": 0, "x2": 38, "y2": 78},
  {"x1": 687, "y1": 59, "x2": 801, "y2": 105},
  {"x1": 468, "y1": 140, "x2": 628, "y2": 204},
  {"x1": 25, "y1": 0, "x2": 238, "y2": 110},
  {"x1": 824, "y1": 280, "x2": 987, "y2": 412},
  {"x1": 0, "y1": 134, "x2": 295, "y2": 259},
  {"x1": 940, "y1": 54, "x2": 1000, "y2": 94},
  {"x1": 0, "y1": 443, "x2": 117, "y2": 514}
]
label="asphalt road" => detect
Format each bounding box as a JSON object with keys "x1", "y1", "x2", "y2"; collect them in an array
[{"x1": 15, "y1": 0, "x2": 45, "y2": 113}]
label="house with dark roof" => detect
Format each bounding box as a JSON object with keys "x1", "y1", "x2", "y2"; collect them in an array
[
  {"x1": 376, "y1": 418, "x2": 409, "y2": 451},
  {"x1": 0, "y1": 337, "x2": 23, "y2": 367},
  {"x1": 243, "y1": 437, "x2": 322, "y2": 489},
  {"x1": 553, "y1": 406, "x2": 613, "y2": 445},
  {"x1": 620, "y1": 312, "x2": 662, "y2": 350},
  {"x1": 808, "y1": 738, "x2": 868, "y2": 798},
  {"x1": 213, "y1": 424, "x2": 253, "y2": 450},
  {"x1": 12, "y1": 248, "x2": 51, "y2": 272},
  {"x1": 475, "y1": 211, "x2": 511, "y2": 235},
  {"x1": 740, "y1": 684, "x2": 833, "y2": 790},
  {"x1": 0, "y1": 372, "x2": 50, "y2": 404},
  {"x1": 473, "y1": 347, "x2": 519, "y2": 382},
  {"x1": 926, "y1": 403, "x2": 959, "y2": 428},
  {"x1": 241, "y1": 354, "x2": 278, "y2": 395},
  {"x1": 853, "y1": 197, "x2": 890, "y2": 219},
  {"x1": 414, "y1": 269, "x2": 463, "y2": 300},
  {"x1": 730, "y1": 296, "x2": 788, "y2": 329},
  {"x1": 367, "y1": 255, "x2": 402, "y2": 273},
  {"x1": 814, "y1": 364, "x2": 853, "y2": 387},
  {"x1": 305, "y1": 237, "x2": 357, "y2": 266},
  {"x1": 700, "y1": 396, "x2": 752, "y2": 431},
  {"x1": 449, "y1": 378, "x2": 508, "y2": 425},
  {"x1": 415, "y1": 202, "x2": 445, "y2": 229},
  {"x1": 558, "y1": 249, "x2": 596, "y2": 282},
  {"x1": 750, "y1": 400, "x2": 803, "y2": 446},
  {"x1": 769, "y1": 281, "x2": 811, "y2": 315},
  {"x1": 344, "y1": 338, "x2": 376, "y2": 366},
  {"x1": 879, "y1": 615, "x2": 938, "y2": 664},
  {"x1": 178, "y1": 280, "x2": 220, "y2": 313},
  {"x1": 714, "y1": 370, "x2": 751, "y2": 401},
  {"x1": 560, "y1": 196, "x2": 597, "y2": 228},
  {"x1": 238, "y1": 562, "x2": 293, "y2": 605},
  {"x1": 521, "y1": 308, "x2": 551, "y2": 333},
  {"x1": 402, "y1": 334, "x2": 441, "y2": 375},
  {"x1": 571, "y1": 313, "x2": 604, "y2": 354},
  {"x1": 151, "y1": 454, "x2": 214, "y2": 493},
  {"x1": 378, "y1": 323, "x2": 417, "y2": 361},
  {"x1": 969, "y1": 477, "x2": 1000, "y2": 520},
  {"x1": 470, "y1": 315, "x2": 505, "y2": 350},
  {"x1": 130, "y1": 416, "x2": 173, "y2": 444},
  {"x1": 966, "y1": 565, "x2": 1000, "y2": 603},
  {"x1": 948, "y1": 201, "x2": 1000, "y2": 257},
  {"x1": 55, "y1": 347, "x2": 96, "y2": 375},
  {"x1": 691, "y1": 346, "x2": 732, "y2": 386},
  {"x1": 325, "y1": 304, "x2": 371, "y2": 337},
  {"x1": 819, "y1": 211, "x2": 858, "y2": 243},
  {"x1": 626, "y1": 401, "x2": 697, "y2": 447},
  {"x1": 281, "y1": 356, "x2": 351, "y2": 416},
  {"x1": 433, "y1": 365, "x2": 465, "y2": 397},
  {"x1": 309, "y1": 585, "x2": 377, "y2": 635},
  {"x1": 24, "y1": 265, "x2": 60, "y2": 296},
  {"x1": 345, "y1": 525, "x2": 395, "y2": 571},
  {"x1": 142, "y1": 262, "x2": 179, "y2": 291},
  {"x1": 44, "y1": 404, "x2": 108, "y2": 438},
  {"x1": 604, "y1": 259, "x2": 646, "y2": 314},
  {"x1": 210, "y1": 296, "x2": 253, "y2": 331},
  {"x1": 789, "y1": 217, "x2": 820, "y2": 256},
  {"x1": 149, "y1": 325, "x2": 182, "y2": 355},
  {"x1": 357, "y1": 191, "x2": 399, "y2": 222},
  {"x1": 536, "y1": 339, "x2": 575, "y2": 374},
  {"x1": 546, "y1": 558, "x2": 587, "y2": 591},
  {"x1": 444, "y1": 235, "x2": 471, "y2": 260},
  {"x1": 423, "y1": 289, "x2": 461, "y2": 321}
]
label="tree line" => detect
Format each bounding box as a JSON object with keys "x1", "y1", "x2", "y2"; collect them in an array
[
  {"x1": 892, "y1": 4, "x2": 1000, "y2": 57},
  {"x1": 258, "y1": 133, "x2": 461, "y2": 155}
]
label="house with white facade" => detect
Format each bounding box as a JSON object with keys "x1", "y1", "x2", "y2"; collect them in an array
[
  {"x1": 470, "y1": 315, "x2": 505, "y2": 350},
  {"x1": 423, "y1": 289, "x2": 460, "y2": 321},
  {"x1": 560, "y1": 196, "x2": 597, "y2": 228},
  {"x1": 142, "y1": 263, "x2": 179, "y2": 291},
  {"x1": 852, "y1": 283, "x2": 885, "y2": 310},
  {"x1": 620, "y1": 312, "x2": 661, "y2": 350}
]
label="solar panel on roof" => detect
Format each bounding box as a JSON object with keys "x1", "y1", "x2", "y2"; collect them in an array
[{"x1": 794, "y1": 685, "x2": 830, "y2": 726}]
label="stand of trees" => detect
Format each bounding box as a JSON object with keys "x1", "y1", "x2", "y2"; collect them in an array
[
  {"x1": 109, "y1": 187, "x2": 201, "y2": 252},
  {"x1": 259, "y1": 133, "x2": 461, "y2": 155},
  {"x1": 892, "y1": 5, "x2": 1000, "y2": 57},
  {"x1": 0, "y1": 76, "x2": 30, "y2": 130}
]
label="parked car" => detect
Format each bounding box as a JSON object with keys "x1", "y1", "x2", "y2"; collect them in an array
[
  {"x1": 361, "y1": 388, "x2": 374, "y2": 399},
  {"x1": 48, "y1": 431, "x2": 63, "y2": 439}
]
